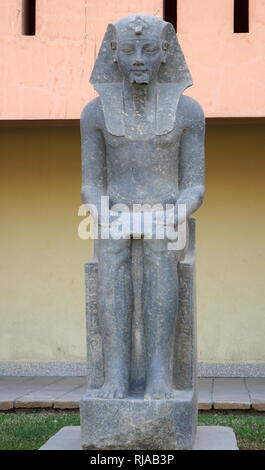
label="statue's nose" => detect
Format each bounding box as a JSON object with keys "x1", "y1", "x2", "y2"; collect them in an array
[
  {"x1": 133, "y1": 58, "x2": 144, "y2": 66},
  {"x1": 133, "y1": 49, "x2": 144, "y2": 66}
]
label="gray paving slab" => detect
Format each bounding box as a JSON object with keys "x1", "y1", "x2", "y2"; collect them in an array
[
  {"x1": 0, "y1": 377, "x2": 62, "y2": 410},
  {"x1": 246, "y1": 378, "x2": 265, "y2": 411},
  {"x1": 213, "y1": 378, "x2": 251, "y2": 409},
  {"x1": 0, "y1": 377, "x2": 62, "y2": 389},
  {"x1": 54, "y1": 385, "x2": 86, "y2": 409},
  {"x1": 0, "y1": 377, "x2": 58, "y2": 390},
  {"x1": 194, "y1": 426, "x2": 238, "y2": 450},
  {"x1": 15, "y1": 377, "x2": 86, "y2": 408},
  {"x1": 39, "y1": 426, "x2": 238, "y2": 450},
  {"x1": 0, "y1": 377, "x2": 31, "y2": 385},
  {"x1": 0, "y1": 377, "x2": 263, "y2": 410},
  {"x1": 198, "y1": 378, "x2": 213, "y2": 410}
]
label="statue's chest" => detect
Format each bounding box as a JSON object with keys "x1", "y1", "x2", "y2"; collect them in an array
[{"x1": 102, "y1": 125, "x2": 182, "y2": 151}]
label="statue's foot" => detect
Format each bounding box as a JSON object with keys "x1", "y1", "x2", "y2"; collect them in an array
[
  {"x1": 85, "y1": 382, "x2": 128, "y2": 399},
  {"x1": 144, "y1": 378, "x2": 177, "y2": 400}
]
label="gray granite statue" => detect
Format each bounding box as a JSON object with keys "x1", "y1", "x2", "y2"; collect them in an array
[{"x1": 80, "y1": 13, "x2": 205, "y2": 449}]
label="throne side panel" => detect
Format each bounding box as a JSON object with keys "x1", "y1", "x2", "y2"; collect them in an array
[
  {"x1": 173, "y1": 217, "x2": 197, "y2": 391},
  {"x1": 85, "y1": 262, "x2": 104, "y2": 389}
]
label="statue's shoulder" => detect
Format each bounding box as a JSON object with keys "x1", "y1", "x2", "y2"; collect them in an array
[
  {"x1": 80, "y1": 97, "x2": 104, "y2": 129},
  {"x1": 178, "y1": 95, "x2": 205, "y2": 129}
]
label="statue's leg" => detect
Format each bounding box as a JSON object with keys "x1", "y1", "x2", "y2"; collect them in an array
[
  {"x1": 87, "y1": 237, "x2": 133, "y2": 399},
  {"x1": 143, "y1": 238, "x2": 179, "y2": 399}
]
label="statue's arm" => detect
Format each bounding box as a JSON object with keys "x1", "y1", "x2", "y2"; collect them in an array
[
  {"x1": 176, "y1": 97, "x2": 205, "y2": 223},
  {"x1": 80, "y1": 99, "x2": 106, "y2": 219}
]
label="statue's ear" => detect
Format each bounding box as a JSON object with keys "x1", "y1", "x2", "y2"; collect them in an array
[
  {"x1": 110, "y1": 40, "x2": 118, "y2": 63},
  {"x1": 161, "y1": 40, "x2": 169, "y2": 64}
]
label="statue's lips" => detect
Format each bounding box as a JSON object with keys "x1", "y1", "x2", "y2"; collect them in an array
[{"x1": 130, "y1": 70, "x2": 149, "y2": 74}]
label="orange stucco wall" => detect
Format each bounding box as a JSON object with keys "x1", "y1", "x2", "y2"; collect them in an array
[
  {"x1": 0, "y1": 0, "x2": 162, "y2": 119},
  {"x1": 179, "y1": 0, "x2": 265, "y2": 117},
  {"x1": 0, "y1": 0, "x2": 264, "y2": 119}
]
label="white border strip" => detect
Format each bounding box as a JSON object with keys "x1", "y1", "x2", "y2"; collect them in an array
[{"x1": 0, "y1": 362, "x2": 264, "y2": 377}]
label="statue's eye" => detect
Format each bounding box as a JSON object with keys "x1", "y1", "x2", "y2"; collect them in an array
[
  {"x1": 144, "y1": 45, "x2": 159, "y2": 54},
  {"x1": 120, "y1": 46, "x2": 135, "y2": 54}
]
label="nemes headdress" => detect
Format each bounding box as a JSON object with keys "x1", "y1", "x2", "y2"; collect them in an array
[{"x1": 90, "y1": 14, "x2": 192, "y2": 136}]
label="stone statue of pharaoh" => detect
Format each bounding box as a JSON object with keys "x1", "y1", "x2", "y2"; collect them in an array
[{"x1": 81, "y1": 14, "x2": 205, "y2": 400}]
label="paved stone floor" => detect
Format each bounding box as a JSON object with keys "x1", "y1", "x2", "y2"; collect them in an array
[{"x1": 0, "y1": 377, "x2": 264, "y2": 411}]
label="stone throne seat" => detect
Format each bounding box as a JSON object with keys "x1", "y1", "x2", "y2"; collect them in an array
[{"x1": 80, "y1": 217, "x2": 197, "y2": 450}]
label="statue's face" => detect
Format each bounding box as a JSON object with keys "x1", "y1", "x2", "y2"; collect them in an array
[{"x1": 115, "y1": 39, "x2": 164, "y2": 85}]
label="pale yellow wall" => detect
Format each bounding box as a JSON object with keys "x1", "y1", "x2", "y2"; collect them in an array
[
  {"x1": 197, "y1": 124, "x2": 265, "y2": 363},
  {"x1": 0, "y1": 124, "x2": 264, "y2": 363},
  {"x1": 0, "y1": 126, "x2": 91, "y2": 362}
]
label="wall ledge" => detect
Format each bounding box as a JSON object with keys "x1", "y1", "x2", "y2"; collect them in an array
[{"x1": 0, "y1": 118, "x2": 264, "y2": 127}]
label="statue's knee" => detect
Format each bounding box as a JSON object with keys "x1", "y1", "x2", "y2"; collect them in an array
[
  {"x1": 143, "y1": 239, "x2": 168, "y2": 259},
  {"x1": 99, "y1": 239, "x2": 131, "y2": 264},
  {"x1": 143, "y1": 240, "x2": 181, "y2": 268}
]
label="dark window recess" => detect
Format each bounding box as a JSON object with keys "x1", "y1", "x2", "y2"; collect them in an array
[
  {"x1": 163, "y1": 0, "x2": 177, "y2": 32},
  {"x1": 22, "y1": 0, "x2": 36, "y2": 35},
  {"x1": 234, "y1": 0, "x2": 249, "y2": 33}
]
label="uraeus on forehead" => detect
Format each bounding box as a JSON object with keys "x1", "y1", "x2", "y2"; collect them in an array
[{"x1": 113, "y1": 14, "x2": 165, "y2": 41}]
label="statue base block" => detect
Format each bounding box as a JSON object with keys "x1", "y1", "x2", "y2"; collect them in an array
[
  {"x1": 80, "y1": 390, "x2": 196, "y2": 450},
  {"x1": 39, "y1": 426, "x2": 238, "y2": 450}
]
